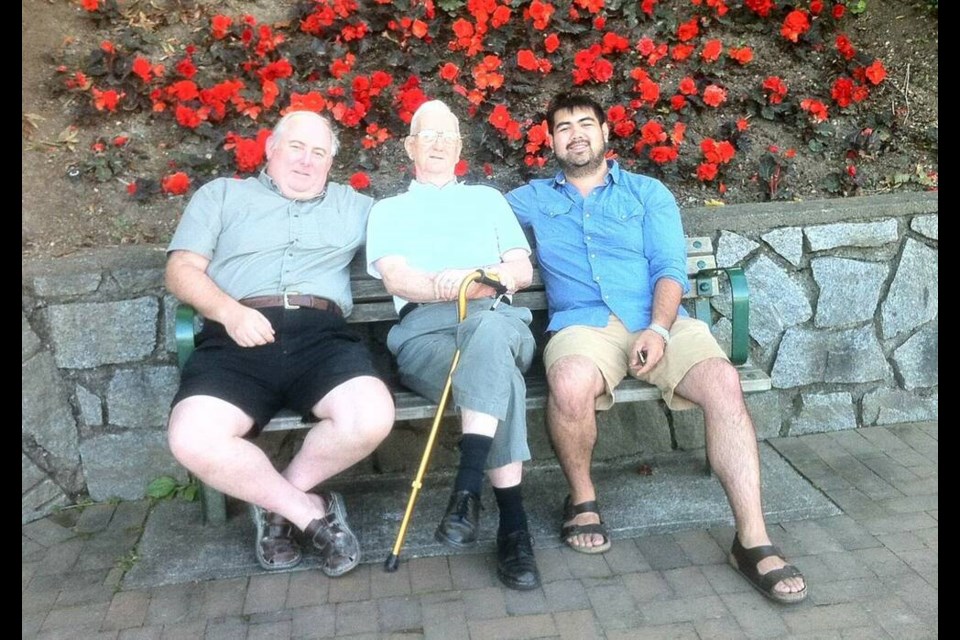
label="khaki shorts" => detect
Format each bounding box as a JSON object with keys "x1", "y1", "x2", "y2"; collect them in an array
[{"x1": 543, "y1": 315, "x2": 728, "y2": 410}]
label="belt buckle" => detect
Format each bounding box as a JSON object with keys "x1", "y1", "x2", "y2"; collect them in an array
[{"x1": 282, "y1": 291, "x2": 301, "y2": 310}]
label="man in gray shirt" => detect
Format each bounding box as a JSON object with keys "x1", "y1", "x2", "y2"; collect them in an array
[{"x1": 166, "y1": 111, "x2": 394, "y2": 578}]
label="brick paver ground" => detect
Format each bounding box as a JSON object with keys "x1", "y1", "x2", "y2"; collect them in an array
[{"x1": 22, "y1": 423, "x2": 937, "y2": 639}]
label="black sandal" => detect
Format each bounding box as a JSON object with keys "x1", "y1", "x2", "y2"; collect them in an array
[
  {"x1": 729, "y1": 535, "x2": 808, "y2": 604},
  {"x1": 560, "y1": 495, "x2": 612, "y2": 554}
]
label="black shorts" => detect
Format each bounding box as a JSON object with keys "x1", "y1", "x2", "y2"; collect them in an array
[{"x1": 172, "y1": 307, "x2": 380, "y2": 435}]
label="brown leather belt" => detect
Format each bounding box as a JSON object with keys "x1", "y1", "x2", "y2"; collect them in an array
[{"x1": 240, "y1": 294, "x2": 342, "y2": 317}]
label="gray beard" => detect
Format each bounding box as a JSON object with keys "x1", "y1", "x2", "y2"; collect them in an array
[{"x1": 557, "y1": 147, "x2": 606, "y2": 180}]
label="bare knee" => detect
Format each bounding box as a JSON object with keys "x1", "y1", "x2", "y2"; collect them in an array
[
  {"x1": 167, "y1": 398, "x2": 251, "y2": 471},
  {"x1": 321, "y1": 378, "x2": 395, "y2": 446},
  {"x1": 547, "y1": 357, "x2": 602, "y2": 419},
  {"x1": 683, "y1": 358, "x2": 748, "y2": 413}
]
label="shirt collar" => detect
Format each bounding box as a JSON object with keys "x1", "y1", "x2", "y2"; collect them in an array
[
  {"x1": 257, "y1": 170, "x2": 326, "y2": 202},
  {"x1": 408, "y1": 178, "x2": 461, "y2": 193},
  {"x1": 552, "y1": 159, "x2": 621, "y2": 188}
]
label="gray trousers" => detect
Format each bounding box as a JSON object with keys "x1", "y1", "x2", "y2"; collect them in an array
[{"x1": 387, "y1": 300, "x2": 536, "y2": 469}]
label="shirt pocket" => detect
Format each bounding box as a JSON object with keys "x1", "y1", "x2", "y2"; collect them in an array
[
  {"x1": 298, "y1": 205, "x2": 358, "y2": 250},
  {"x1": 533, "y1": 202, "x2": 578, "y2": 241},
  {"x1": 605, "y1": 202, "x2": 645, "y2": 250}
]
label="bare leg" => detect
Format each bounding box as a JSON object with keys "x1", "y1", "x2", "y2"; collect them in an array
[
  {"x1": 168, "y1": 376, "x2": 393, "y2": 531},
  {"x1": 546, "y1": 355, "x2": 607, "y2": 549},
  {"x1": 675, "y1": 358, "x2": 805, "y2": 596}
]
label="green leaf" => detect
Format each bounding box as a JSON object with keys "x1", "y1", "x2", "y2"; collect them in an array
[{"x1": 147, "y1": 475, "x2": 178, "y2": 499}]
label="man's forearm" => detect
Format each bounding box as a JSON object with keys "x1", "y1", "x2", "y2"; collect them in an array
[
  {"x1": 166, "y1": 252, "x2": 241, "y2": 324},
  {"x1": 649, "y1": 278, "x2": 683, "y2": 329}
]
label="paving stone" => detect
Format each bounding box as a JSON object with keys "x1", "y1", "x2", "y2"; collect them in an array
[
  {"x1": 608, "y1": 622, "x2": 699, "y2": 639},
  {"x1": 780, "y1": 520, "x2": 846, "y2": 555},
  {"x1": 561, "y1": 547, "x2": 614, "y2": 578},
  {"x1": 23, "y1": 611, "x2": 45, "y2": 638},
  {"x1": 23, "y1": 584, "x2": 59, "y2": 615},
  {"x1": 808, "y1": 577, "x2": 890, "y2": 605},
  {"x1": 447, "y1": 552, "x2": 497, "y2": 590},
  {"x1": 144, "y1": 583, "x2": 201, "y2": 626},
  {"x1": 585, "y1": 577, "x2": 643, "y2": 630},
  {"x1": 245, "y1": 619, "x2": 292, "y2": 640},
  {"x1": 699, "y1": 563, "x2": 753, "y2": 596},
  {"x1": 639, "y1": 594, "x2": 728, "y2": 625},
  {"x1": 326, "y1": 565, "x2": 371, "y2": 603},
  {"x1": 289, "y1": 604, "x2": 335, "y2": 639},
  {"x1": 553, "y1": 609, "x2": 603, "y2": 640},
  {"x1": 75, "y1": 504, "x2": 118, "y2": 534},
  {"x1": 244, "y1": 573, "x2": 290, "y2": 615},
  {"x1": 36, "y1": 628, "x2": 120, "y2": 640},
  {"x1": 505, "y1": 586, "x2": 550, "y2": 615},
  {"x1": 719, "y1": 592, "x2": 789, "y2": 638},
  {"x1": 334, "y1": 600, "x2": 379, "y2": 636},
  {"x1": 860, "y1": 513, "x2": 938, "y2": 536},
  {"x1": 377, "y1": 595, "x2": 422, "y2": 633},
  {"x1": 671, "y1": 529, "x2": 726, "y2": 565},
  {"x1": 839, "y1": 627, "x2": 895, "y2": 640},
  {"x1": 782, "y1": 602, "x2": 871, "y2": 633},
  {"x1": 118, "y1": 627, "x2": 164, "y2": 640},
  {"x1": 201, "y1": 577, "x2": 247, "y2": 618},
  {"x1": 865, "y1": 595, "x2": 937, "y2": 640},
  {"x1": 634, "y1": 534, "x2": 691, "y2": 571},
  {"x1": 22, "y1": 517, "x2": 77, "y2": 546},
  {"x1": 897, "y1": 549, "x2": 937, "y2": 587},
  {"x1": 284, "y1": 570, "x2": 328, "y2": 609},
  {"x1": 207, "y1": 616, "x2": 258, "y2": 640},
  {"x1": 34, "y1": 538, "x2": 84, "y2": 575},
  {"x1": 467, "y1": 613, "x2": 557, "y2": 639},
  {"x1": 420, "y1": 594, "x2": 467, "y2": 640},
  {"x1": 661, "y1": 566, "x2": 715, "y2": 597},
  {"x1": 692, "y1": 616, "x2": 747, "y2": 640},
  {"x1": 881, "y1": 494, "x2": 937, "y2": 513},
  {"x1": 462, "y1": 586, "x2": 506, "y2": 620},
  {"x1": 41, "y1": 602, "x2": 110, "y2": 631},
  {"x1": 542, "y1": 578, "x2": 590, "y2": 612},
  {"x1": 54, "y1": 579, "x2": 115, "y2": 607},
  {"x1": 822, "y1": 489, "x2": 887, "y2": 520},
  {"x1": 158, "y1": 620, "x2": 207, "y2": 640},
  {"x1": 533, "y1": 547, "x2": 573, "y2": 583},
  {"x1": 408, "y1": 556, "x2": 452, "y2": 594},
  {"x1": 813, "y1": 515, "x2": 880, "y2": 551},
  {"x1": 602, "y1": 537, "x2": 652, "y2": 574},
  {"x1": 622, "y1": 569, "x2": 675, "y2": 602}
]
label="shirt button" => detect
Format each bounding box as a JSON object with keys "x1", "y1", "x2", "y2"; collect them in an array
[
  {"x1": 585, "y1": 235, "x2": 591, "y2": 241},
  {"x1": 591, "y1": 253, "x2": 596, "y2": 258}
]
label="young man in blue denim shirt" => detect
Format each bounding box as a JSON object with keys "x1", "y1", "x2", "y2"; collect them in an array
[{"x1": 506, "y1": 92, "x2": 807, "y2": 604}]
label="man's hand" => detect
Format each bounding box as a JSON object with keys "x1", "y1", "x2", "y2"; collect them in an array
[
  {"x1": 222, "y1": 305, "x2": 276, "y2": 347},
  {"x1": 433, "y1": 268, "x2": 511, "y2": 301},
  {"x1": 629, "y1": 330, "x2": 666, "y2": 376}
]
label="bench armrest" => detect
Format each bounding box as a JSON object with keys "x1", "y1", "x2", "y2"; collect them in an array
[
  {"x1": 175, "y1": 304, "x2": 198, "y2": 368},
  {"x1": 693, "y1": 267, "x2": 749, "y2": 365}
]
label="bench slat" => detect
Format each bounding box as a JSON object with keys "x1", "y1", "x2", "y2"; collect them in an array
[{"x1": 259, "y1": 365, "x2": 771, "y2": 433}]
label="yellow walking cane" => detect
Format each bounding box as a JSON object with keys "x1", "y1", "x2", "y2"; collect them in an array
[{"x1": 384, "y1": 269, "x2": 508, "y2": 572}]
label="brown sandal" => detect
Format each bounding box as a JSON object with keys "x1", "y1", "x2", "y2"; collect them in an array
[
  {"x1": 560, "y1": 495, "x2": 612, "y2": 554},
  {"x1": 729, "y1": 535, "x2": 808, "y2": 604},
  {"x1": 251, "y1": 505, "x2": 302, "y2": 571},
  {"x1": 304, "y1": 491, "x2": 361, "y2": 577}
]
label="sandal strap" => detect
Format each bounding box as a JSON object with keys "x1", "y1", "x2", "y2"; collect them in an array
[
  {"x1": 564, "y1": 495, "x2": 604, "y2": 520},
  {"x1": 561, "y1": 522, "x2": 608, "y2": 540},
  {"x1": 756, "y1": 564, "x2": 804, "y2": 591},
  {"x1": 731, "y1": 536, "x2": 790, "y2": 583}
]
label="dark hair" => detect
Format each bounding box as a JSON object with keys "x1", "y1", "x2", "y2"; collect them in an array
[{"x1": 545, "y1": 92, "x2": 606, "y2": 134}]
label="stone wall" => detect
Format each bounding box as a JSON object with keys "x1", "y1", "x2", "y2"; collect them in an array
[{"x1": 21, "y1": 193, "x2": 938, "y2": 522}]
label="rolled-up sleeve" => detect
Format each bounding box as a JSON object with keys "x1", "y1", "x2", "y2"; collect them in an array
[{"x1": 642, "y1": 180, "x2": 689, "y2": 294}]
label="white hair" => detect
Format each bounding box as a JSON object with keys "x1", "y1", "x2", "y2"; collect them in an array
[
  {"x1": 269, "y1": 111, "x2": 340, "y2": 157},
  {"x1": 409, "y1": 100, "x2": 460, "y2": 136}
]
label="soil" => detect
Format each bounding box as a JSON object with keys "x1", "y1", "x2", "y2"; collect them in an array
[{"x1": 21, "y1": 0, "x2": 938, "y2": 259}]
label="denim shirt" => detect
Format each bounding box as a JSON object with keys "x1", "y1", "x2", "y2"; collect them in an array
[{"x1": 506, "y1": 161, "x2": 688, "y2": 333}]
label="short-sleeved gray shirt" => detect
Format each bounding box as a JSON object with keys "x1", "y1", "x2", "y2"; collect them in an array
[{"x1": 168, "y1": 171, "x2": 373, "y2": 316}]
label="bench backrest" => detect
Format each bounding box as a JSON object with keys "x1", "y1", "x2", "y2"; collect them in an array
[{"x1": 348, "y1": 236, "x2": 720, "y2": 324}]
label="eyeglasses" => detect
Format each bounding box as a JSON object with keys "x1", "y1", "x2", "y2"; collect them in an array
[{"x1": 411, "y1": 129, "x2": 461, "y2": 144}]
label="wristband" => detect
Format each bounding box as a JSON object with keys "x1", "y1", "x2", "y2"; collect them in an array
[{"x1": 646, "y1": 322, "x2": 671, "y2": 345}]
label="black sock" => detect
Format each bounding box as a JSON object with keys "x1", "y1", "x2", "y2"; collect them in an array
[
  {"x1": 453, "y1": 434, "x2": 493, "y2": 497},
  {"x1": 494, "y1": 484, "x2": 528, "y2": 538}
]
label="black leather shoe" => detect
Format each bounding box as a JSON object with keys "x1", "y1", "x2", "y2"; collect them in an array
[
  {"x1": 435, "y1": 490, "x2": 481, "y2": 548},
  {"x1": 497, "y1": 530, "x2": 541, "y2": 591}
]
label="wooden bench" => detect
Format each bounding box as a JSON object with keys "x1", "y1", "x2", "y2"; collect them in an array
[{"x1": 175, "y1": 236, "x2": 772, "y2": 524}]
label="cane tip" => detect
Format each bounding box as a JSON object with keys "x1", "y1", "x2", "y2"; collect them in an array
[{"x1": 384, "y1": 554, "x2": 400, "y2": 572}]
